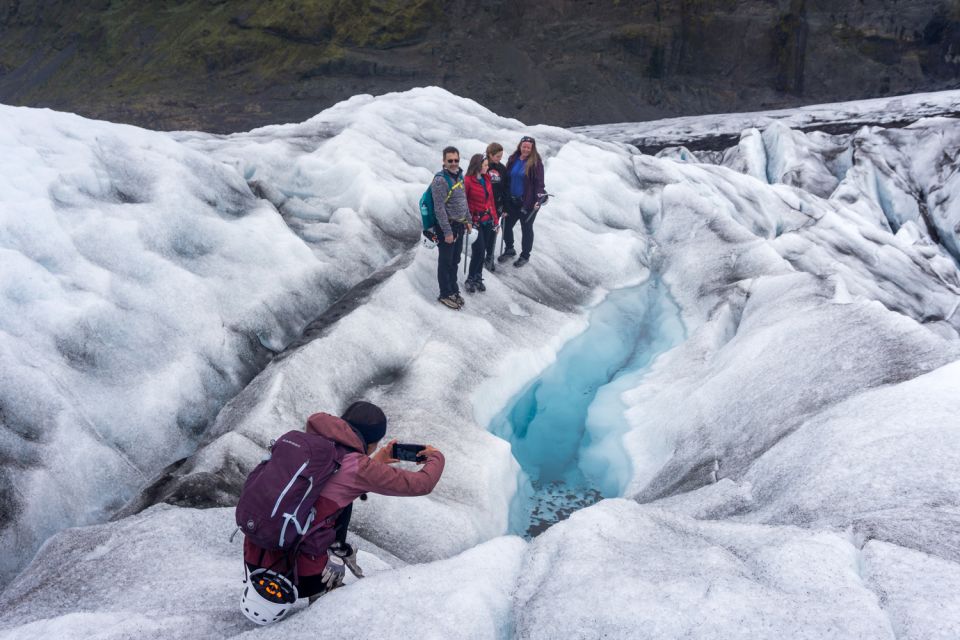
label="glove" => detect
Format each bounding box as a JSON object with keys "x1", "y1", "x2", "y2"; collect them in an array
[
  {"x1": 330, "y1": 541, "x2": 364, "y2": 578},
  {"x1": 320, "y1": 553, "x2": 345, "y2": 589}
]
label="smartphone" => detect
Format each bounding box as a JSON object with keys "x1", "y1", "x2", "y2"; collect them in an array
[{"x1": 392, "y1": 442, "x2": 426, "y2": 463}]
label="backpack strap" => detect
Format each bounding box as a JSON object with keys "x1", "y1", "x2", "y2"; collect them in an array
[{"x1": 436, "y1": 171, "x2": 464, "y2": 204}]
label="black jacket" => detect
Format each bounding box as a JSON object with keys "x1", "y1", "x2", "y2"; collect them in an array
[{"x1": 486, "y1": 161, "x2": 509, "y2": 215}]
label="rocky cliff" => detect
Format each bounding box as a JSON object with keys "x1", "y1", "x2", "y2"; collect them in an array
[{"x1": 1, "y1": 0, "x2": 958, "y2": 132}]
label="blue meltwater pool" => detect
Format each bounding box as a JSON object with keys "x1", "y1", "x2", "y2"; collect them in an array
[{"x1": 489, "y1": 278, "x2": 685, "y2": 537}]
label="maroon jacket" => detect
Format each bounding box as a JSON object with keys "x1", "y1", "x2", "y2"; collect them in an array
[
  {"x1": 464, "y1": 173, "x2": 499, "y2": 226},
  {"x1": 243, "y1": 412, "x2": 445, "y2": 575}
]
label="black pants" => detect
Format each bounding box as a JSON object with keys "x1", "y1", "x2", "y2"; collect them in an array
[
  {"x1": 437, "y1": 222, "x2": 464, "y2": 298},
  {"x1": 502, "y1": 197, "x2": 537, "y2": 259},
  {"x1": 467, "y1": 222, "x2": 495, "y2": 281}
]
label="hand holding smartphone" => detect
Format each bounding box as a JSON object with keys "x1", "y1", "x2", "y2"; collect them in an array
[{"x1": 392, "y1": 442, "x2": 426, "y2": 463}]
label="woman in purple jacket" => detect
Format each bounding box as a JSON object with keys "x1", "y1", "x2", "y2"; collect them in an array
[{"x1": 498, "y1": 136, "x2": 546, "y2": 268}]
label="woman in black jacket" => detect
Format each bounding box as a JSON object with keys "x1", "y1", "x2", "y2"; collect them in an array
[
  {"x1": 498, "y1": 136, "x2": 545, "y2": 268},
  {"x1": 484, "y1": 142, "x2": 509, "y2": 273}
]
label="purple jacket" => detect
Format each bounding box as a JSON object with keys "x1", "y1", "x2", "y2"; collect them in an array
[
  {"x1": 244, "y1": 412, "x2": 445, "y2": 575},
  {"x1": 506, "y1": 152, "x2": 545, "y2": 211}
]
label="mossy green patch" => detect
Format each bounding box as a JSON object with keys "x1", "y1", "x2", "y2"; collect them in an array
[{"x1": 329, "y1": 0, "x2": 439, "y2": 48}]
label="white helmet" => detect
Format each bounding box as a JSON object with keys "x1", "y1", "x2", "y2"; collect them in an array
[{"x1": 241, "y1": 568, "x2": 298, "y2": 625}]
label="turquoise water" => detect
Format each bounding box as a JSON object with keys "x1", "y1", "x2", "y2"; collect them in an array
[{"x1": 489, "y1": 278, "x2": 685, "y2": 537}]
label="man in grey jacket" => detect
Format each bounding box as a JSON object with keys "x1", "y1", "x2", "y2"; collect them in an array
[{"x1": 432, "y1": 146, "x2": 471, "y2": 309}]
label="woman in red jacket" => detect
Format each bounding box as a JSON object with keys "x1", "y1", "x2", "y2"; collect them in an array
[{"x1": 463, "y1": 153, "x2": 499, "y2": 293}]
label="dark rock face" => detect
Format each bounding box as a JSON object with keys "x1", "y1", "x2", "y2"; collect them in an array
[{"x1": 0, "y1": 0, "x2": 958, "y2": 132}]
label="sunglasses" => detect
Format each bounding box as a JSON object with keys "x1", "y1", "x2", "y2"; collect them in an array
[{"x1": 445, "y1": 159, "x2": 460, "y2": 164}]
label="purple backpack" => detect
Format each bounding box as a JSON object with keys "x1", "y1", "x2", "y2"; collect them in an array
[{"x1": 235, "y1": 430, "x2": 343, "y2": 556}]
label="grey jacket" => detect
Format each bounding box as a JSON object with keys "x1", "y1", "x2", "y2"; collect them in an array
[{"x1": 431, "y1": 169, "x2": 469, "y2": 237}]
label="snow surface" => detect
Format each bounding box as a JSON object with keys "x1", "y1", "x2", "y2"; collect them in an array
[
  {"x1": 0, "y1": 106, "x2": 332, "y2": 580},
  {"x1": 2, "y1": 87, "x2": 960, "y2": 638},
  {"x1": 516, "y1": 499, "x2": 898, "y2": 639}
]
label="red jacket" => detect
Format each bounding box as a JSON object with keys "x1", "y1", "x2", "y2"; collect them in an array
[
  {"x1": 243, "y1": 412, "x2": 445, "y2": 576},
  {"x1": 464, "y1": 173, "x2": 499, "y2": 226}
]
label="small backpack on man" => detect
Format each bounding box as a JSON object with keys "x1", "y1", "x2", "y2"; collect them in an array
[{"x1": 419, "y1": 171, "x2": 463, "y2": 241}]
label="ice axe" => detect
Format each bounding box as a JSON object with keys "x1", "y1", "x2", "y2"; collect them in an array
[
  {"x1": 463, "y1": 224, "x2": 476, "y2": 275},
  {"x1": 523, "y1": 192, "x2": 555, "y2": 223},
  {"x1": 499, "y1": 211, "x2": 508, "y2": 257}
]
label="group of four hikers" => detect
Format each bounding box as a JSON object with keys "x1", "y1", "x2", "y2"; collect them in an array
[
  {"x1": 237, "y1": 135, "x2": 546, "y2": 624},
  {"x1": 430, "y1": 136, "x2": 546, "y2": 310}
]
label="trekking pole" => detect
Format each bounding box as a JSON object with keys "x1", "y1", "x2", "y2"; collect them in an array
[{"x1": 463, "y1": 226, "x2": 470, "y2": 275}]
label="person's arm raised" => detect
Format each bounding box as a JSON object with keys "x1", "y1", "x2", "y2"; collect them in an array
[{"x1": 356, "y1": 444, "x2": 445, "y2": 497}]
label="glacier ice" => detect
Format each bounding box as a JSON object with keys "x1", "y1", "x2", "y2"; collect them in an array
[
  {"x1": 575, "y1": 89, "x2": 960, "y2": 152},
  {"x1": 2, "y1": 87, "x2": 960, "y2": 637}
]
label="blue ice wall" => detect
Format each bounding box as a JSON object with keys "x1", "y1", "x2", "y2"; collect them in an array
[{"x1": 489, "y1": 278, "x2": 685, "y2": 536}]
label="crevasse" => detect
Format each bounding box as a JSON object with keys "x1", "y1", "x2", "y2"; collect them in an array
[{"x1": 488, "y1": 277, "x2": 685, "y2": 537}]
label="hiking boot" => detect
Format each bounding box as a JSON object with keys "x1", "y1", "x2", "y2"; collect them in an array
[
  {"x1": 453, "y1": 293, "x2": 465, "y2": 306},
  {"x1": 476, "y1": 280, "x2": 486, "y2": 292},
  {"x1": 465, "y1": 280, "x2": 477, "y2": 294},
  {"x1": 513, "y1": 257, "x2": 529, "y2": 268},
  {"x1": 497, "y1": 248, "x2": 516, "y2": 263},
  {"x1": 438, "y1": 296, "x2": 461, "y2": 310},
  {"x1": 484, "y1": 258, "x2": 496, "y2": 273}
]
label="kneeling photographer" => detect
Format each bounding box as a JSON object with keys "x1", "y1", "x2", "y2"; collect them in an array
[{"x1": 238, "y1": 400, "x2": 444, "y2": 624}]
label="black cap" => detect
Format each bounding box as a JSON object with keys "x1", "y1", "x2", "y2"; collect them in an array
[{"x1": 341, "y1": 401, "x2": 387, "y2": 447}]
